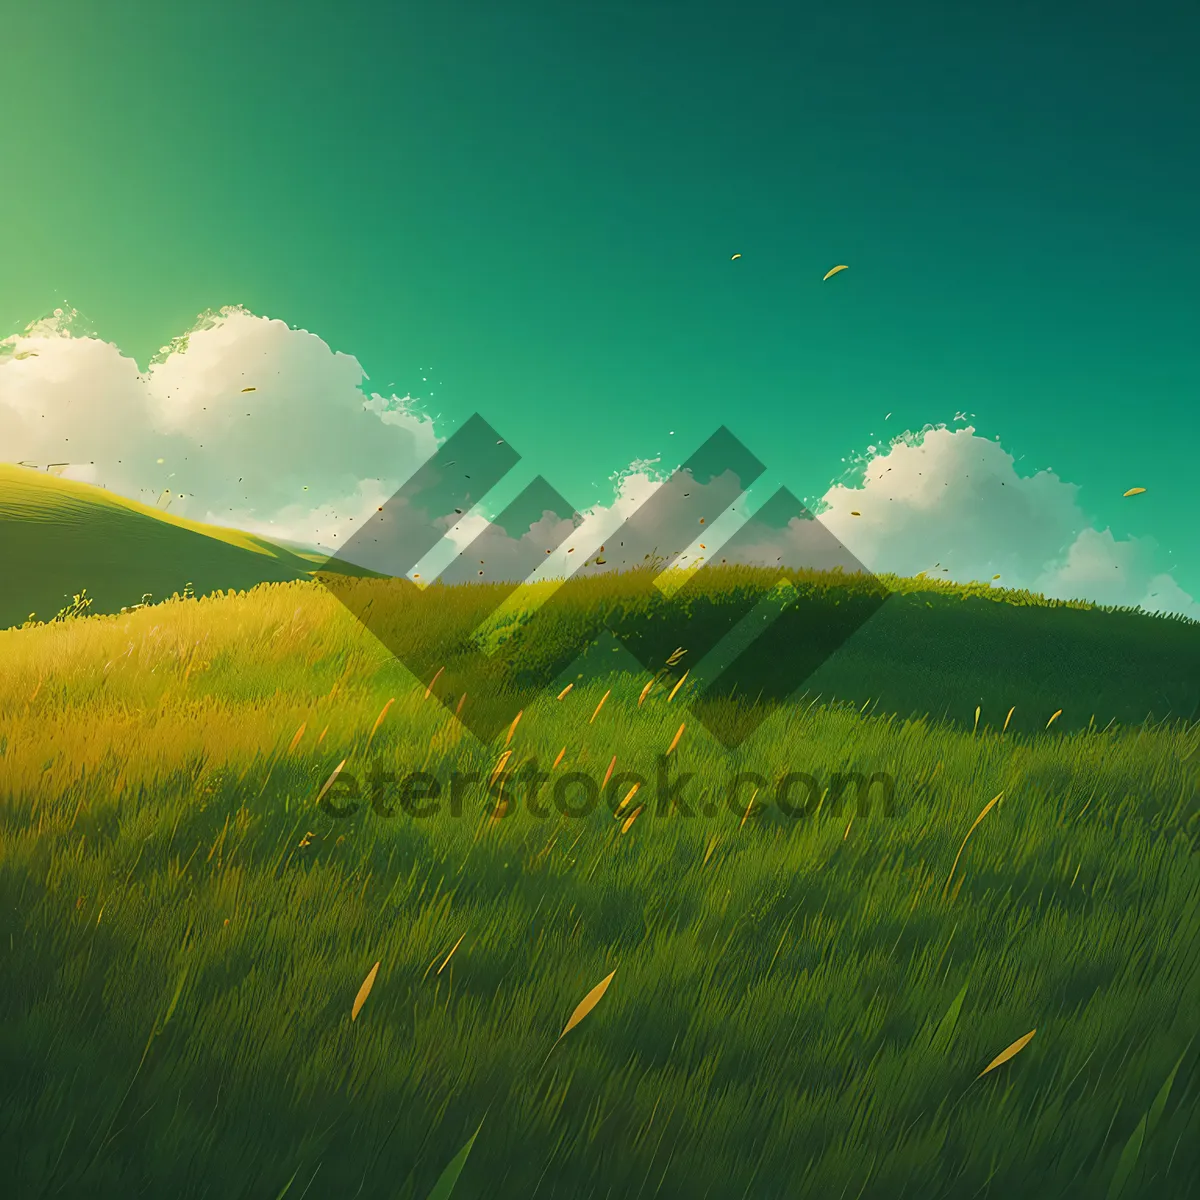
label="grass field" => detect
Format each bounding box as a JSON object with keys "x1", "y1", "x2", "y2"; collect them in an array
[{"x1": 1, "y1": 568, "x2": 1197, "y2": 1199}]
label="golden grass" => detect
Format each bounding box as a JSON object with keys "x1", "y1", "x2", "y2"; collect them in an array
[{"x1": 943, "y1": 792, "x2": 1005, "y2": 897}]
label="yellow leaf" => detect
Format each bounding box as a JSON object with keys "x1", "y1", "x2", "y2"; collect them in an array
[
  {"x1": 823, "y1": 264, "x2": 849, "y2": 281},
  {"x1": 489, "y1": 751, "x2": 512, "y2": 788},
  {"x1": 614, "y1": 782, "x2": 640, "y2": 817},
  {"x1": 314, "y1": 760, "x2": 347, "y2": 808},
  {"x1": 666, "y1": 723, "x2": 685, "y2": 755},
  {"x1": 1122, "y1": 487, "x2": 1146, "y2": 497},
  {"x1": 977, "y1": 1028, "x2": 1036, "y2": 1078},
  {"x1": 367, "y1": 698, "x2": 395, "y2": 747},
  {"x1": 504, "y1": 710, "x2": 523, "y2": 745},
  {"x1": 352, "y1": 961, "x2": 380, "y2": 1021},
  {"x1": 602, "y1": 755, "x2": 617, "y2": 789},
  {"x1": 559, "y1": 970, "x2": 616, "y2": 1041}
]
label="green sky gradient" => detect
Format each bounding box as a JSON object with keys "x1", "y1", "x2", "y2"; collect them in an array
[{"x1": 3, "y1": 0, "x2": 1197, "y2": 594}]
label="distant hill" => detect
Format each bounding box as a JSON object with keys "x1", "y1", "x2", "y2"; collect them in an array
[
  {"x1": 3, "y1": 462, "x2": 1197, "y2": 732},
  {"x1": 0, "y1": 464, "x2": 363, "y2": 628}
]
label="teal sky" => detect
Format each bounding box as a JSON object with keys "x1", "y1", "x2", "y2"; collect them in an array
[{"x1": 4, "y1": 0, "x2": 1198, "y2": 597}]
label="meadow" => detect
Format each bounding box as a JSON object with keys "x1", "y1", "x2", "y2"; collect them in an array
[{"x1": 0, "y1": 573, "x2": 1197, "y2": 1199}]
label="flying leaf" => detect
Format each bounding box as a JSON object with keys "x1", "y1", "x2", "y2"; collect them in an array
[
  {"x1": 614, "y1": 782, "x2": 640, "y2": 817},
  {"x1": 730, "y1": 253, "x2": 741, "y2": 260},
  {"x1": 504, "y1": 709, "x2": 523, "y2": 746},
  {"x1": 977, "y1": 1028, "x2": 1036, "y2": 1078},
  {"x1": 1122, "y1": 487, "x2": 1146, "y2": 497},
  {"x1": 823, "y1": 264, "x2": 849, "y2": 281},
  {"x1": 314, "y1": 759, "x2": 347, "y2": 808},
  {"x1": 560, "y1": 970, "x2": 616, "y2": 1042},
  {"x1": 351, "y1": 961, "x2": 380, "y2": 1021}
]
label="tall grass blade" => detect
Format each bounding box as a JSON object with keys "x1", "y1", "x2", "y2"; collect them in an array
[{"x1": 425, "y1": 1118, "x2": 485, "y2": 1200}]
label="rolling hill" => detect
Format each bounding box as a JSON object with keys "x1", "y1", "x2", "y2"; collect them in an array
[{"x1": 0, "y1": 463, "x2": 361, "y2": 628}]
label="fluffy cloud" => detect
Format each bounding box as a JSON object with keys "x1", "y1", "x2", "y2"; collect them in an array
[
  {"x1": 817, "y1": 429, "x2": 1198, "y2": 618},
  {"x1": 414, "y1": 427, "x2": 1198, "y2": 620},
  {"x1": 0, "y1": 305, "x2": 437, "y2": 547},
  {"x1": 2, "y1": 308, "x2": 1194, "y2": 620}
]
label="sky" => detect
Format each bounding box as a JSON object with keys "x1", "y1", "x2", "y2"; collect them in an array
[{"x1": 1, "y1": 0, "x2": 1197, "y2": 616}]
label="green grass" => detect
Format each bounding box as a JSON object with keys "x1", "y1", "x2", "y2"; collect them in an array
[
  {"x1": 0, "y1": 463, "x2": 365, "y2": 629},
  {"x1": 320, "y1": 559, "x2": 1200, "y2": 738},
  {"x1": 1, "y1": 575, "x2": 1197, "y2": 1199}
]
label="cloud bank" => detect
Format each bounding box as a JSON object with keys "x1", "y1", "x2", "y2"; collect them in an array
[
  {"x1": 0, "y1": 305, "x2": 437, "y2": 547},
  {"x1": 1, "y1": 307, "x2": 1195, "y2": 620}
]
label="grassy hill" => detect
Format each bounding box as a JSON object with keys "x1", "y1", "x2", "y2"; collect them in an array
[
  {"x1": 0, "y1": 464, "x2": 364, "y2": 629},
  {"x1": 320, "y1": 561, "x2": 1200, "y2": 739},
  {"x1": 1, "y1": 466, "x2": 1198, "y2": 1198},
  {"x1": 0, "y1": 579, "x2": 1195, "y2": 1199},
  {"x1": 1, "y1": 461, "x2": 1196, "y2": 733}
]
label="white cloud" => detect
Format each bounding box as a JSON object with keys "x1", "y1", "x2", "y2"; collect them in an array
[
  {"x1": 814, "y1": 427, "x2": 1198, "y2": 618},
  {"x1": 2, "y1": 310, "x2": 1194, "y2": 620},
  {"x1": 0, "y1": 305, "x2": 438, "y2": 548},
  {"x1": 413, "y1": 425, "x2": 1198, "y2": 619}
]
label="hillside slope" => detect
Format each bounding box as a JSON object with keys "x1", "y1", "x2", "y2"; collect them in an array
[{"x1": 0, "y1": 464, "x2": 353, "y2": 628}]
